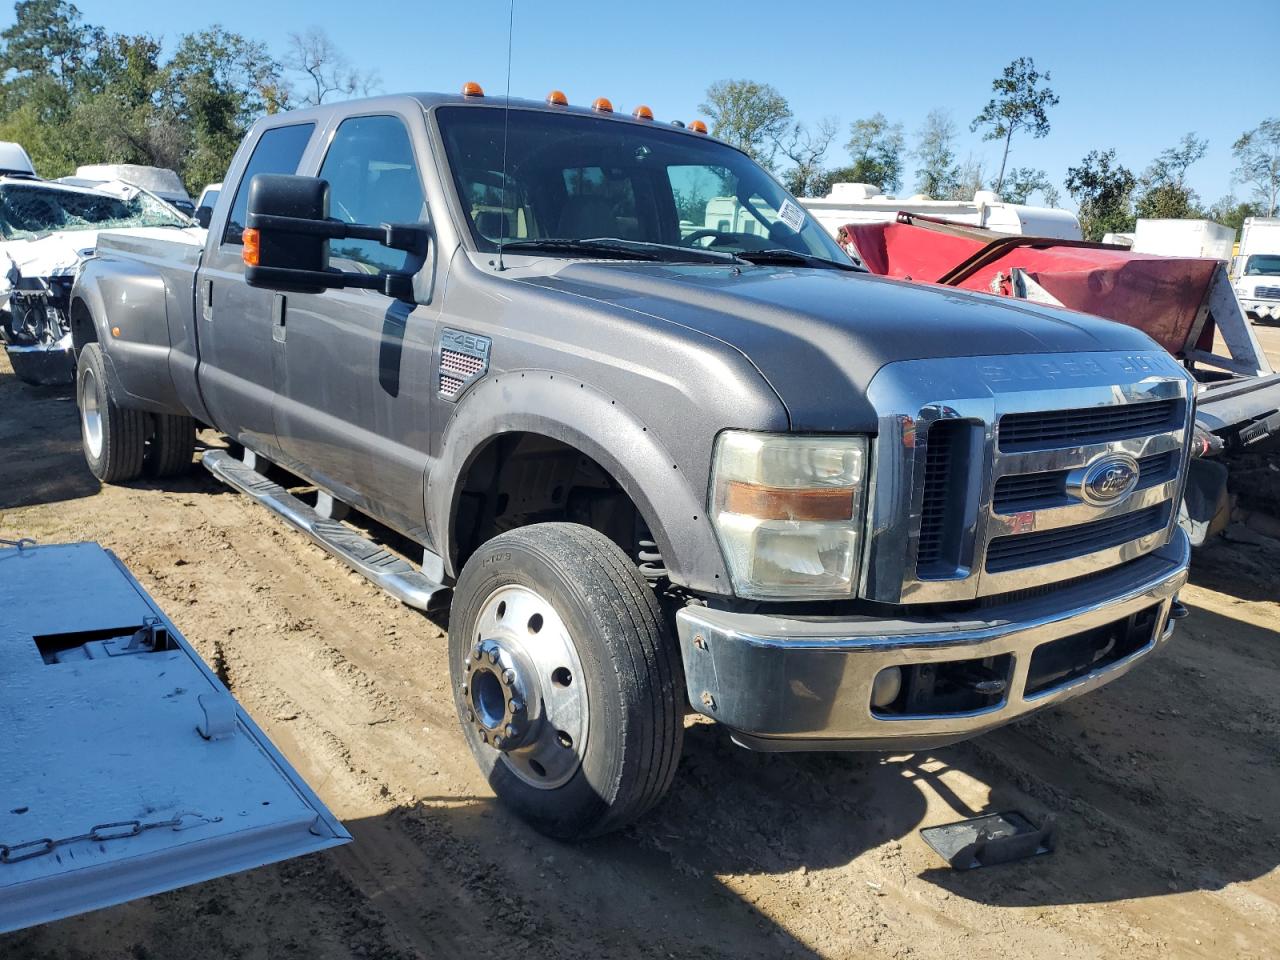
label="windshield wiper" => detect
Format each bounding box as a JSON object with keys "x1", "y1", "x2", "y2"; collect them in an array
[
  {"x1": 735, "y1": 248, "x2": 864, "y2": 272},
  {"x1": 499, "y1": 237, "x2": 742, "y2": 265},
  {"x1": 499, "y1": 239, "x2": 663, "y2": 261}
]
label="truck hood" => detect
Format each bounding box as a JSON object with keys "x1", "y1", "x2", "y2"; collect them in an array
[{"x1": 518, "y1": 261, "x2": 1158, "y2": 430}]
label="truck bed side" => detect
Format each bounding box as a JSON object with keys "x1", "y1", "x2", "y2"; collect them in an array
[{"x1": 73, "y1": 228, "x2": 209, "y2": 421}]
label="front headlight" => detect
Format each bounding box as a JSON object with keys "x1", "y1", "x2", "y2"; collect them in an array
[{"x1": 710, "y1": 431, "x2": 868, "y2": 600}]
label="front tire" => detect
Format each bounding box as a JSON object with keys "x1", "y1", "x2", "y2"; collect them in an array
[
  {"x1": 449, "y1": 523, "x2": 685, "y2": 839},
  {"x1": 78, "y1": 342, "x2": 146, "y2": 483}
]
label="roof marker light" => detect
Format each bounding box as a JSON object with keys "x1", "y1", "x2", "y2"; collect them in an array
[
  {"x1": 689, "y1": 120, "x2": 707, "y2": 134},
  {"x1": 546, "y1": 89, "x2": 568, "y2": 106},
  {"x1": 632, "y1": 105, "x2": 653, "y2": 121},
  {"x1": 592, "y1": 97, "x2": 613, "y2": 113},
  {"x1": 670, "y1": 120, "x2": 685, "y2": 128},
  {"x1": 461, "y1": 81, "x2": 484, "y2": 97}
]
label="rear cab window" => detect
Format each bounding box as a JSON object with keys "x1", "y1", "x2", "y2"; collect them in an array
[{"x1": 222, "y1": 123, "x2": 316, "y2": 245}]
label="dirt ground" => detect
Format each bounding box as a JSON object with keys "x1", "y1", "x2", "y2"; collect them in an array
[{"x1": 1, "y1": 345, "x2": 1278, "y2": 960}]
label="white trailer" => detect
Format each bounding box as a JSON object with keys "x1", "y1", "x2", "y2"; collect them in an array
[
  {"x1": 1233, "y1": 217, "x2": 1280, "y2": 321},
  {"x1": 798, "y1": 182, "x2": 1082, "y2": 244},
  {"x1": 1132, "y1": 218, "x2": 1235, "y2": 261}
]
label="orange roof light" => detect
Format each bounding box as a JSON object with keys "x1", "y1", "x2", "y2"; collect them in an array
[
  {"x1": 461, "y1": 81, "x2": 484, "y2": 98},
  {"x1": 632, "y1": 104, "x2": 653, "y2": 121},
  {"x1": 546, "y1": 89, "x2": 568, "y2": 107},
  {"x1": 591, "y1": 97, "x2": 613, "y2": 113},
  {"x1": 689, "y1": 120, "x2": 708, "y2": 134},
  {"x1": 242, "y1": 227, "x2": 260, "y2": 266}
]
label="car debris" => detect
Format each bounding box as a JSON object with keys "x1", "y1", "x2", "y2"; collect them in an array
[
  {"x1": 920, "y1": 811, "x2": 1056, "y2": 870},
  {"x1": 0, "y1": 174, "x2": 196, "y2": 384}
]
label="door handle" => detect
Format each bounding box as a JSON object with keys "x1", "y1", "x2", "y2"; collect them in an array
[
  {"x1": 271, "y1": 293, "x2": 287, "y2": 343},
  {"x1": 201, "y1": 279, "x2": 214, "y2": 321}
]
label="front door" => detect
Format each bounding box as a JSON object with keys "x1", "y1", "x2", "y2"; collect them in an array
[
  {"x1": 197, "y1": 121, "x2": 317, "y2": 458},
  {"x1": 272, "y1": 113, "x2": 438, "y2": 538}
]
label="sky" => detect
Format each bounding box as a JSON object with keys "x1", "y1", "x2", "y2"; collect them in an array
[{"x1": 9, "y1": 0, "x2": 1279, "y2": 209}]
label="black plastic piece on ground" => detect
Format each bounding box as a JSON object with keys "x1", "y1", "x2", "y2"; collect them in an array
[{"x1": 920, "y1": 811, "x2": 1055, "y2": 870}]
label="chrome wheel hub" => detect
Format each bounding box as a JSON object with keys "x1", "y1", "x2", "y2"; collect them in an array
[
  {"x1": 464, "y1": 585, "x2": 587, "y2": 788},
  {"x1": 80, "y1": 366, "x2": 103, "y2": 459}
]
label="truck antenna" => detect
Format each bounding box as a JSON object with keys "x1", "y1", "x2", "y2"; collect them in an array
[{"x1": 496, "y1": 0, "x2": 514, "y2": 273}]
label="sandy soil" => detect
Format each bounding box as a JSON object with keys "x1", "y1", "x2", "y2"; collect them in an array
[{"x1": 1, "y1": 349, "x2": 1277, "y2": 960}]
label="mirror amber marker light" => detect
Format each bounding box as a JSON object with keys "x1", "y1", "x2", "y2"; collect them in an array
[{"x1": 242, "y1": 227, "x2": 260, "y2": 266}]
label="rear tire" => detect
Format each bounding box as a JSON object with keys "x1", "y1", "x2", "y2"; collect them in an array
[
  {"x1": 449, "y1": 523, "x2": 685, "y2": 839},
  {"x1": 145, "y1": 411, "x2": 195, "y2": 478},
  {"x1": 78, "y1": 342, "x2": 145, "y2": 483}
]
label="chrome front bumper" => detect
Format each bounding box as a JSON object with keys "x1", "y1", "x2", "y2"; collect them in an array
[{"x1": 677, "y1": 528, "x2": 1190, "y2": 752}]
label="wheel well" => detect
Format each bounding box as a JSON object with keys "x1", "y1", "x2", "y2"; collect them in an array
[
  {"x1": 70, "y1": 298, "x2": 98, "y2": 353},
  {"x1": 452, "y1": 433, "x2": 654, "y2": 575}
]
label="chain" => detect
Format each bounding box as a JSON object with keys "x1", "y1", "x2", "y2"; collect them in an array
[
  {"x1": 1, "y1": 814, "x2": 219, "y2": 865},
  {"x1": 0, "y1": 536, "x2": 36, "y2": 550}
]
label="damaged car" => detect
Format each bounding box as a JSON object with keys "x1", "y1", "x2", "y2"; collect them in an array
[{"x1": 0, "y1": 175, "x2": 195, "y2": 384}]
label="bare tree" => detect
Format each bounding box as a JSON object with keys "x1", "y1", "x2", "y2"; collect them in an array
[
  {"x1": 777, "y1": 116, "x2": 837, "y2": 197},
  {"x1": 286, "y1": 27, "x2": 378, "y2": 106},
  {"x1": 699, "y1": 79, "x2": 792, "y2": 170},
  {"x1": 913, "y1": 108, "x2": 960, "y2": 198},
  {"x1": 1232, "y1": 118, "x2": 1280, "y2": 217}
]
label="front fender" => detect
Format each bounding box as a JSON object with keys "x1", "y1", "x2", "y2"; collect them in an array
[
  {"x1": 72, "y1": 258, "x2": 185, "y2": 415},
  {"x1": 426, "y1": 371, "x2": 733, "y2": 596}
]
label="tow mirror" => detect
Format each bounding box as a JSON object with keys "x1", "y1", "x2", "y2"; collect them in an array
[
  {"x1": 243, "y1": 173, "x2": 429, "y2": 301},
  {"x1": 194, "y1": 205, "x2": 213, "y2": 229}
]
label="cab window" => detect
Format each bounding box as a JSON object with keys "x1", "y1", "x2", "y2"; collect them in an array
[
  {"x1": 223, "y1": 123, "x2": 315, "y2": 244},
  {"x1": 319, "y1": 115, "x2": 427, "y2": 274}
]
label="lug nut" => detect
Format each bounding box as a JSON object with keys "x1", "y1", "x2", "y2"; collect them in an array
[
  {"x1": 471, "y1": 643, "x2": 483, "y2": 661},
  {"x1": 487, "y1": 648, "x2": 499, "y2": 664},
  {"x1": 461, "y1": 684, "x2": 469, "y2": 697},
  {"x1": 510, "y1": 699, "x2": 525, "y2": 713},
  {"x1": 492, "y1": 734, "x2": 504, "y2": 748},
  {"x1": 502, "y1": 668, "x2": 516, "y2": 684},
  {"x1": 505, "y1": 724, "x2": 516, "y2": 737},
  {"x1": 466, "y1": 709, "x2": 475, "y2": 723}
]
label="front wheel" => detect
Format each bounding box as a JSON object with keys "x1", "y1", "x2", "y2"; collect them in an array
[{"x1": 449, "y1": 523, "x2": 685, "y2": 839}]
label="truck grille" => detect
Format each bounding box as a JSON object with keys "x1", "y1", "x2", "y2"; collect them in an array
[
  {"x1": 986, "y1": 503, "x2": 1171, "y2": 573},
  {"x1": 1255, "y1": 285, "x2": 1280, "y2": 300},
  {"x1": 917, "y1": 420, "x2": 970, "y2": 573},
  {"x1": 998, "y1": 399, "x2": 1179, "y2": 451},
  {"x1": 992, "y1": 450, "x2": 1177, "y2": 513}
]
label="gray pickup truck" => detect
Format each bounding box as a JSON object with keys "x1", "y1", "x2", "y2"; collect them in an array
[{"x1": 70, "y1": 89, "x2": 1193, "y2": 838}]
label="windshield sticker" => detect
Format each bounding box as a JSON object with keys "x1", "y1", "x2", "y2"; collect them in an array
[{"x1": 777, "y1": 198, "x2": 805, "y2": 233}]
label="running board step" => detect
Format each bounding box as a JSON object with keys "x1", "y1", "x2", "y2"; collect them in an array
[{"x1": 202, "y1": 450, "x2": 448, "y2": 610}]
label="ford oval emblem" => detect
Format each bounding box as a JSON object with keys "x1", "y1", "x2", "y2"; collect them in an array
[{"x1": 1071, "y1": 454, "x2": 1140, "y2": 506}]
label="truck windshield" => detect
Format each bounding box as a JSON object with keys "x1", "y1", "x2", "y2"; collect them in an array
[
  {"x1": 0, "y1": 183, "x2": 188, "y2": 240},
  {"x1": 1244, "y1": 254, "x2": 1280, "y2": 276},
  {"x1": 435, "y1": 106, "x2": 850, "y2": 264}
]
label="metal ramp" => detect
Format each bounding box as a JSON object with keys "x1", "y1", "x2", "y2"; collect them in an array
[
  {"x1": 0, "y1": 542, "x2": 350, "y2": 933},
  {"x1": 202, "y1": 449, "x2": 447, "y2": 610}
]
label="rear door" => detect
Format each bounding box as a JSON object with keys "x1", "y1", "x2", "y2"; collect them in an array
[
  {"x1": 196, "y1": 122, "x2": 317, "y2": 458},
  {"x1": 272, "y1": 112, "x2": 439, "y2": 535},
  {"x1": 0, "y1": 542, "x2": 349, "y2": 933}
]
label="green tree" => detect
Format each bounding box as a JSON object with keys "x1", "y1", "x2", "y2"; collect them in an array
[
  {"x1": 1001, "y1": 166, "x2": 1059, "y2": 206},
  {"x1": 970, "y1": 56, "x2": 1059, "y2": 193},
  {"x1": 1135, "y1": 132, "x2": 1207, "y2": 219},
  {"x1": 698, "y1": 79, "x2": 792, "y2": 170},
  {"x1": 1065, "y1": 148, "x2": 1137, "y2": 240},
  {"x1": 778, "y1": 117, "x2": 837, "y2": 197},
  {"x1": 1232, "y1": 118, "x2": 1280, "y2": 216},
  {"x1": 1206, "y1": 195, "x2": 1262, "y2": 234},
  {"x1": 0, "y1": 0, "x2": 89, "y2": 92},
  {"x1": 163, "y1": 26, "x2": 287, "y2": 190},
  {"x1": 913, "y1": 108, "x2": 960, "y2": 198},
  {"x1": 843, "y1": 112, "x2": 904, "y2": 193}
]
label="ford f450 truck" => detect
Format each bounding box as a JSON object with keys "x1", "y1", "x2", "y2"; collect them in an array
[{"x1": 69, "y1": 89, "x2": 1193, "y2": 838}]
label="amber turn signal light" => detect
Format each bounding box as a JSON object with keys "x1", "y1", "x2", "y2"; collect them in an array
[
  {"x1": 722, "y1": 481, "x2": 854, "y2": 522},
  {"x1": 688, "y1": 120, "x2": 707, "y2": 134},
  {"x1": 546, "y1": 89, "x2": 568, "y2": 106},
  {"x1": 632, "y1": 105, "x2": 653, "y2": 121},
  {"x1": 591, "y1": 97, "x2": 613, "y2": 113},
  {"x1": 242, "y1": 227, "x2": 260, "y2": 266},
  {"x1": 461, "y1": 81, "x2": 484, "y2": 97}
]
